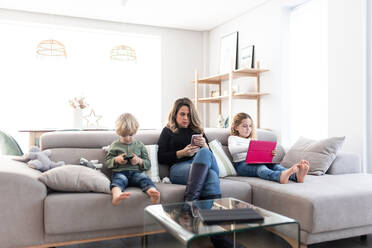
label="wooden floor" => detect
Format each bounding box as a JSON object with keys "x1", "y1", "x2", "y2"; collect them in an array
[{"x1": 60, "y1": 232, "x2": 372, "y2": 248}]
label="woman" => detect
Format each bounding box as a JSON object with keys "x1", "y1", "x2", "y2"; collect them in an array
[
  {"x1": 158, "y1": 98, "x2": 245, "y2": 248},
  {"x1": 157, "y1": 97, "x2": 221, "y2": 201}
]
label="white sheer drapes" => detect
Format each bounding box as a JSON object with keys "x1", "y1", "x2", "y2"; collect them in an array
[
  {"x1": 288, "y1": 0, "x2": 328, "y2": 144},
  {"x1": 0, "y1": 21, "x2": 161, "y2": 151}
]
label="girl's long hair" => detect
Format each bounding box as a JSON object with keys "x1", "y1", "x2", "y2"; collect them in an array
[
  {"x1": 230, "y1": 112, "x2": 256, "y2": 139},
  {"x1": 166, "y1": 97, "x2": 203, "y2": 134}
]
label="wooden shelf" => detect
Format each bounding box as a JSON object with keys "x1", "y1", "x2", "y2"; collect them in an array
[
  {"x1": 193, "y1": 66, "x2": 269, "y2": 128},
  {"x1": 198, "y1": 92, "x2": 269, "y2": 103},
  {"x1": 232, "y1": 92, "x2": 269, "y2": 99},
  {"x1": 198, "y1": 95, "x2": 228, "y2": 103},
  {"x1": 193, "y1": 68, "x2": 269, "y2": 84}
]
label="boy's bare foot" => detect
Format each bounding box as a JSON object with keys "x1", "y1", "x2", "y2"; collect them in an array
[
  {"x1": 146, "y1": 187, "x2": 160, "y2": 204},
  {"x1": 280, "y1": 164, "x2": 299, "y2": 184},
  {"x1": 112, "y1": 192, "x2": 131, "y2": 206},
  {"x1": 296, "y1": 160, "x2": 310, "y2": 183}
]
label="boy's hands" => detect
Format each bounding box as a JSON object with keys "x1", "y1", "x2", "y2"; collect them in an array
[
  {"x1": 130, "y1": 153, "x2": 143, "y2": 166},
  {"x1": 114, "y1": 154, "x2": 128, "y2": 165},
  {"x1": 114, "y1": 153, "x2": 143, "y2": 167}
]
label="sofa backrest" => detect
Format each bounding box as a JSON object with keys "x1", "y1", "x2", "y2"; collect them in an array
[{"x1": 40, "y1": 128, "x2": 280, "y2": 179}]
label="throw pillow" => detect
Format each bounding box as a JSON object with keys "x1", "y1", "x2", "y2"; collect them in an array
[
  {"x1": 38, "y1": 165, "x2": 111, "y2": 194},
  {"x1": 281, "y1": 136, "x2": 345, "y2": 175},
  {"x1": 209, "y1": 139, "x2": 237, "y2": 177},
  {"x1": 144, "y1": 144, "x2": 161, "y2": 183},
  {"x1": 102, "y1": 145, "x2": 111, "y2": 153}
]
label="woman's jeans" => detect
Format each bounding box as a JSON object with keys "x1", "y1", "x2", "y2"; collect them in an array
[
  {"x1": 170, "y1": 148, "x2": 221, "y2": 198},
  {"x1": 234, "y1": 161, "x2": 297, "y2": 183},
  {"x1": 111, "y1": 170, "x2": 156, "y2": 192}
]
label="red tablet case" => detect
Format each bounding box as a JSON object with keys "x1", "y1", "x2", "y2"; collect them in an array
[{"x1": 245, "y1": 140, "x2": 277, "y2": 164}]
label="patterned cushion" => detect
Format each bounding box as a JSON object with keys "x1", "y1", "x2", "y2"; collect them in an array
[{"x1": 209, "y1": 139, "x2": 237, "y2": 177}]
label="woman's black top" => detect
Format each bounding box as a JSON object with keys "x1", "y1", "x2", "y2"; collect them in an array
[{"x1": 157, "y1": 127, "x2": 208, "y2": 166}]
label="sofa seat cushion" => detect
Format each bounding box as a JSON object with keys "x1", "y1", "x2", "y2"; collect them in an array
[
  {"x1": 44, "y1": 188, "x2": 151, "y2": 235},
  {"x1": 157, "y1": 179, "x2": 252, "y2": 204},
  {"x1": 226, "y1": 174, "x2": 372, "y2": 234}
]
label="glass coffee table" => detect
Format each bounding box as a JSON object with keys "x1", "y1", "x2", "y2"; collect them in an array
[{"x1": 144, "y1": 197, "x2": 300, "y2": 248}]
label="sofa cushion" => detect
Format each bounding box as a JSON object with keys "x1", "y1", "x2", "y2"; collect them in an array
[
  {"x1": 226, "y1": 174, "x2": 372, "y2": 233},
  {"x1": 144, "y1": 145, "x2": 161, "y2": 183},
  {"x1": 156, "y1": 179, "x2": 252, "y2": 204},
  {"x1": 209, "y1": 139, "x2": 237, "y2": 177},
  {"x1": 44, "y1": 188, "x2": 151, "y2": 234},
  {"x1": 39, "y1": 165, "x2": 111, "y2": 194},
  {"x1": 281, "y1": 136, "x2": 345, "y2": 175}
]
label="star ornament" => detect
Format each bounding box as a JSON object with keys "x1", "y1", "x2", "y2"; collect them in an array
[{"x1": 84, "y1": 109, "x2": 102, "y2": 128}]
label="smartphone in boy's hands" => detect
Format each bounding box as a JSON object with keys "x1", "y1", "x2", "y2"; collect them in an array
[
  {"x1": 122, "y1": 154, "x2": 133, "y2": 161},
  {"x1": 190, "y1": 134, "x2": 202, "y2": 146}
]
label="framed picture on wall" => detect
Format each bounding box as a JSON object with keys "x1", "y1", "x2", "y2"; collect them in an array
[
  {"x1": 219, "y1": 31, "x2": 239, "y2": 73},
  {"x1": 239, "y1": 45, "x2": 255, "y2": 69}
]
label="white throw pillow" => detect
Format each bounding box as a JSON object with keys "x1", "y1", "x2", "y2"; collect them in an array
[
  {"x1": 209, "y1": 139, "x2": 237, "y2": 177},
  {"x1": 144, "y1": 144, "x2": 161, "y2": 183}
]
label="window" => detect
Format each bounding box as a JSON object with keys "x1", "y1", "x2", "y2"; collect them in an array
[
  {"x1": 0, "y1": 21, "x2": 161, "y2": 150},
  {"x1": 288, "y1": 0, "x2": 328, "y2": 144}
]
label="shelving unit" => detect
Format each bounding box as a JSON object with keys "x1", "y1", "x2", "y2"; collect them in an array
[{"x1": 193, "y1": 67, "x2": 269, "y2": 128}]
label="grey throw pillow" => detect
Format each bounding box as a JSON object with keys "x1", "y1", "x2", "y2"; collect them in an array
[
  {"x1": 39, "y1": 165, "x2": 111, "y2": 194},
  {"x1": 281, "y1": 136, "x2": 345, "y2": 175}
]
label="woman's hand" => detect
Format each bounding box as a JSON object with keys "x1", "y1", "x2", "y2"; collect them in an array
[
  {"x1": 193, "y1": 136, "x2": 208, "y2": 148},
  {"x1": 114, "y1": 154, "x2": 127, "y2": 165},
  {"x1": 272, "y1": 149, "x2": 277, "y2": 156},
  {"x1": 130, "y1": 153, "x2": 143, "y2": 166},
  {"x1": 177, "y1": 144, "x2": 200, "y2": 158}
]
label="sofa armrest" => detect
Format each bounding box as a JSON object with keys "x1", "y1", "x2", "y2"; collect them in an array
[
  {"x1": 0, "y1": 156, "x2": 47, "y2": 247},
  {"x1": 326, "y1": 152, "x2": 361, "y2": 175}
]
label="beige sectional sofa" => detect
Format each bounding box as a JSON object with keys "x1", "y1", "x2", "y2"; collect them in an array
[{"x1": 0, "y1": 128, "x2": 371, "y2": 248}]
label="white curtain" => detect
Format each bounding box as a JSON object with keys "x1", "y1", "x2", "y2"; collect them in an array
[{"x1": 288, "y1": 0, "x2": 328, "y2": 144}]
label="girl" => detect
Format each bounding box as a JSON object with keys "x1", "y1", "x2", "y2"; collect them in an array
[{"x1": 228, "y1": 112, "x2": 309, "y2": 184}]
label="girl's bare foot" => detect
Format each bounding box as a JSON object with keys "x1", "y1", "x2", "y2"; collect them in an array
[
  {"x1": 146, "y1": 187, "x2": 160, "y2": 204},
  {"x1": 296, "y1": 160, "x2": 310, "y2": 183},
  {"x1": 112, "y1": 192, "x2": 131, "y2": 206},
  {"x1": 280, "y1": 164, "x2": 299, "y2": 184}
]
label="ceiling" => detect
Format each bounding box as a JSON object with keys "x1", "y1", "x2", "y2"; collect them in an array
[{"x1": 0, "y1": 0, "x2": 268, "y2": 31}]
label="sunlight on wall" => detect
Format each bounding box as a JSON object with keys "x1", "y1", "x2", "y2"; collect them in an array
[
  {"x1": 0, "y1": 21, "x2": 161, "y2": 151},
  {"x1": 288, "y1": 0, "x2": 328, "y2": 144}
]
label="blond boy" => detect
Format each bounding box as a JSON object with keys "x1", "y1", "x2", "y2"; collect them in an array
[{"x1": 104, "y1": 113, "x2": 160, "y2": 205}]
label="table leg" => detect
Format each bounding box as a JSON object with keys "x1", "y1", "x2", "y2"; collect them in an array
[{"x1": 141, "y1": 235, "x2": 148, "y2": 248}]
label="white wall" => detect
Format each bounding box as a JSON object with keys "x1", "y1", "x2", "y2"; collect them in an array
[
  {"x1": 0, "y1": 9, "x2": 204, "y2": 127},
  {"x1": 207, "y1": 0, "x2": 367, "y2": 169},
  {"x1": 327, "y1": 0, "x2": 366, "y2": 170},
  {"x1": 208, "y1": 0, "x2": 293, "y2": 144},
  {"x1": 367, "y1": 0, "x2": 372, "y2": 173}
]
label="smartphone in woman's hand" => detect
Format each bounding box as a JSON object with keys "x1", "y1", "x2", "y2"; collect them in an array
[{"x1": 190, "y1": 134, "x2": 202, "y2": 146}]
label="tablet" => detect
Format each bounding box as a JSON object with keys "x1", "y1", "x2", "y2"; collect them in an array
[{"x1": 245, "y1": 140, "x2": 277, "y2": 164}]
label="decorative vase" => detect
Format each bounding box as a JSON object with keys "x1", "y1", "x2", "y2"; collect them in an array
[{"x1": 72, "y1": 108, "x2": 83, "y2": 129}]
